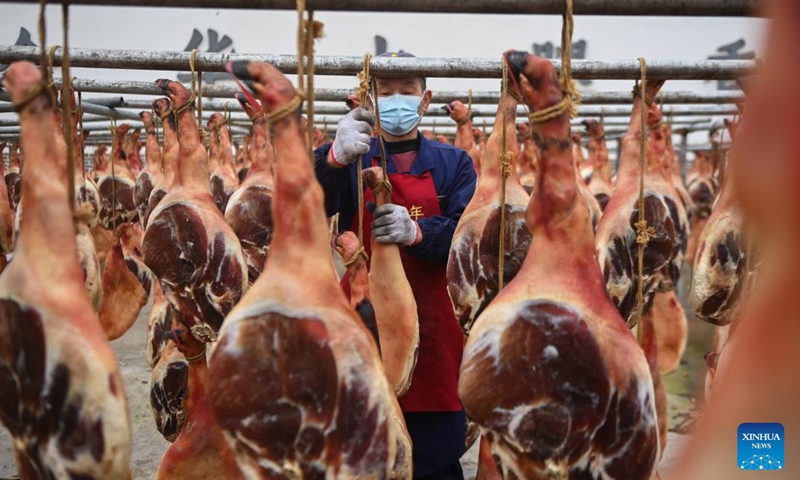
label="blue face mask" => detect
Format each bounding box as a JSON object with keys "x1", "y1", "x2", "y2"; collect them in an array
[{"x1": 377, "y1": 94, "x2": 424, "y2": 136}]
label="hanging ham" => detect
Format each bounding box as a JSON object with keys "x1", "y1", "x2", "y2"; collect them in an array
[
  {"x1": 361, "y1": 166, "x2": 420, "y2": 396},
  {"x1": 147, "y1": 281, "x2": 190, "y2": 443},
  {"x1": 332, "y1": 231, "x2": 381, "y2": 348},
  {"x1": 684, "y1": 150, "x2": 719, "y2": 264},
  {"x1": 459, "y1": 51, "x2": 659, "y2": 480},
  {"x1": 97, "y1": 236, "x2": 147, "y2": 340},
  {"x1": 582, "y1": 119, "x2": 613, "y2": 211},
  {"x1": 0, "y1": 143, "x2": 14, "y2": 273},
  {"x1": 96, "y1": 123, "x2": 138, "y2": 230},
  {"x1": 127, "y1": 128, "x2": 144, "y2": 177},
  {"x1": 690, "y1": 119, "x2": 754, "y2": 326},
  {"x1": 142, "y1": 79, "x2": 247, "y2": 344},
  {"x1": 144, "y1": 98, "x2": 178, "y2": 227},
  {"x1": 447, "y1": 88, "x2": 532, "y2": 335},
  {"x1": 150, "y1": 335, "x2": 189, "y2": 443},
  {"x1": 154, "y1": 328, "x2": 244, "y2": 479},
  {"x1": 135, "y1": 111, "x2": 164, "y2": 228},
  {"x1": 224, "y1": 93, "x2": 275, "y2": 284},
  {"x1": 0, "y1": 60, "x2": 131, "y2": 480},
  {"x1": 207, "y1": 113, "x2": 239, "y2": 214},
  {"x1": 444, "y1": 100, "x2": 482, "y2": 172},
  {"x1": 515, "y1": 121, "x2": 538, "y2": 194},
  {"x1": 208, "y1": 60, "x2": 410, "y2": 479},
  {"x1": 5, "y1": 141, "x2": 22, "y2": 211},
  {"x1": 595, "y1": 79, "x2": 677, "y2": 326}
]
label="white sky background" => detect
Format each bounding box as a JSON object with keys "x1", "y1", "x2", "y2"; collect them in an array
[{"x1": 0, "y1": 4, "x2": 770, "y2": 149}]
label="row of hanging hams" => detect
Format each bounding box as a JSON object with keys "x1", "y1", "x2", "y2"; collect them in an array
[{"x1": 0, "y1": 37, "x2": 770, "y2": 480}]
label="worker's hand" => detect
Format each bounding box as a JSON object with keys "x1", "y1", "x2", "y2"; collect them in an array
[
  {"x1": 371, "y1": 204, "x2": 421, "y2": 246},
  {"x1": 331, "y1": 107, "x2": 375, "y2": 166}
]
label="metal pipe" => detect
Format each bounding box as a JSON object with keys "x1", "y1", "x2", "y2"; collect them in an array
[
  {"x1": 27, "y1": 79, "x2": 745, "y2": 105},
  {"x1": 0, "y1": 46, "x2": 756, "y2": 80},
  {"x1": 0, "y1": 91, "x2": 143, "y2": 121},
  {"x1": 0, "y1": 0, "x2": 761, "y2": 16}
]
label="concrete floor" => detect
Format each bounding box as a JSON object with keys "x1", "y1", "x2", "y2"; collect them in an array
[{"x1": 0, "y1": 277, "x2": 710, "y2": 480}]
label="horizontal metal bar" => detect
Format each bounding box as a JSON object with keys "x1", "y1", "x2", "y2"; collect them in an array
[
  {"x1": 32, "y1": 79, "x2": 745, "y2": 105},
  {"x1": 0, "y1": 0, "x2": 761, "y2": 16},
  {"x1": 0, "y1": 91, "x2": 142, "y2": 121},
  {"x1": 0, "y1": 46, "x2": 756, "y2": 80}
]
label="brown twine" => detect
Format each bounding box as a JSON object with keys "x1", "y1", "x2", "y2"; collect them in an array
[
  {"x1": 356, "y1": 55, "x2": 371, "y2": 253},
  {"x1": 634, "y1": 57, "x2": 655, "y2": 341},
  {"x1": 528, "y1": 0, "x2": 581, "y2": 124},
  {"x1": 58, "y1": 3, "x2": 78, "y2": 225},
  {"x1": 37, "y1": 0, "x2": 49, "y2": 90},
  {"x1": 498, "y1": 58, "x2": 511, "y2": 291},
  {"x1": 296, "y1": 0, "x2": 306, "y2": 95},
  {"x1": 110, "y1": 118, "x2": 119, "y2": 241},
  {"x1": 343, "y1": 245, "x2": 368, "y2": 267},
  {"x1": 77, "y1": 84, "x2": 85, "y2": 180},
  {"x1": 305, "y1": 10, "x2": 317, "y2": 165},
  {"x1": 188, "y1": 49, "x2": 205, "y2": 141},
  {"x1": 370, "y1": 78, "x2": 393, "y2": 196}
]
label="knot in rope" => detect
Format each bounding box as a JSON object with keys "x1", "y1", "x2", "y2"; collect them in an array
[
  {"x1": 357, "y1": 53, "x2": 373, "y2": 106},
  {"x1": 634, "y1": 220, "x2": 655, "y2": 245}
]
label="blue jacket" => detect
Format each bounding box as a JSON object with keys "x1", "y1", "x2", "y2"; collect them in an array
[{"x1": 313, "y1": 135, "x2": 477, "y2": 264}]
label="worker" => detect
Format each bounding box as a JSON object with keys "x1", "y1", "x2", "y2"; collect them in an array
[{"x1": 313, "y1": 51, "x2": 477, "y2": 480}]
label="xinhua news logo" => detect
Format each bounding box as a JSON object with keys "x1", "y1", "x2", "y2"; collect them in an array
[{"x1": 738, "y1": 423, "x2": 784, "y2": 471}]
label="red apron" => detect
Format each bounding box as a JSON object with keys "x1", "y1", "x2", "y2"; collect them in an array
[{"x1": 341, "y1": 165, "x2": 464, "y2": 413}]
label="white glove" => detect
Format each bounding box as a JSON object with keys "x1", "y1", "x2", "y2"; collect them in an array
[
  {"x1": 332, "y1": 107, "x2": 375, "y2": 165},
  {"x1": 372, "y1": 204, "x2": 420, "y2": 246}
]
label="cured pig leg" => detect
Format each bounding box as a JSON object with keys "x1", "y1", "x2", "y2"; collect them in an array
[
  {"x1": 332, "y1": 231, "x2": 381, "y2": 350},
  {"x1": 150, "y1": 337, "x2": 189, "y2": 443},
  {"x1": 459, "y1": 51, "x2": 659, "y2": 480},
  {"x1": 147, "y1": 282, "x2": 190, "y2": 443},
  {"x1": 0, "y1": 60, "x2": 131, "y2": 479},
  {"x1": 154, "y1": 329, "x2": 243, "y2": 479},
  {"x1": 207, "y1": 113, "x2": 239, "y2": 214},
  {"x1": 647, "y1": 104, "x2": 689, "y2": 289},
  {"x1": 515, "y1": 122, "x2": 538, "y2": 194},
  {"x1": 595, "y1": 79, "x2": 677, "y2": 326},
  {"x1": 638, "y1": 308, "x2": 668, "y2": 461},
  {"x1": 649, "y1": 290, "x2": 687, "y2": 374},
  {"x1": 119, "y1": 222, "x2": 154, "y2": 298},
  {"x1": 445, "y1": 100, "x2": 482, "y2": 172},
  {"x1": 574, "y1": 133, "x2": 594, "y2": 184},
  {"x1": 209, "y1": 60, "x2": 410, "y2": 479},
  {"x1": 447, "y1": 88, "x2": 531, "y2": 335},
  {"x1": 690, "y1": 119, "x2": 752, "y2": 326},
  {"x1": 0, "y1": 143, "x2": 14, "y2": 273},
  {"x1": 135, "y1": 111, "x2": 163, "y2": 228},
  {"x1": 224, "y1": 93, "x2": 275, "y2": 284},
  {"x1": 362, "y1": 166, "x2": 420, "y2": 396},
  {"x1": 236, "y1": 134, "x2": 252, "y2": 183},
  {"x1": 126, "y1": 128, "x2": 144, "y2": 177},
  {"x1": 143, "y1": 80, "x2": 247, "y2": 344},
  {"x1": 583, "y1": 119, "x2": 613, "y2": 211},
  {"x1": 144, "y1": 98, "x2": 178, "y2": 227},
  {"x1": 98, "y1": 238, "x2": 147, "y2": 340},
  {"x1": 5, "y1": 141, "x2": 22, "y2": 210},
  {"x1": 96, "y1": 124, "x2": 138, "y2": 230},
  {"x1": 684, "y1": 151, "x2": 718, "y2": 265}
]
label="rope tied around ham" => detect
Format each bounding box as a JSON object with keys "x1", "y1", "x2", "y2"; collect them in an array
[
  {"x1": 529, "y1": 0, "x2": 581, "y2": 124},
  {"x1": 635, "y1": 56, "x2": 650, "y2": 339},
  {"x1": 267, "y1": 92, "x2": 305, "y2": 123},
  {"x1": 498, "y1": 58, "x2": 511, "y2": 290},
  {"x1": 187, "y1": 49, "x2": 207, "y2": 142}
]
